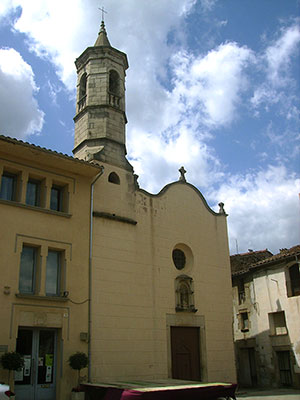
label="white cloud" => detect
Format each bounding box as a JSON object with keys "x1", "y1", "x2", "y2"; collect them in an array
[
  {"x1": 265, "y1": 24, "x2": 300, "y2": 86},
  {"x1": 0, "y1": 0, "x2": 197, "y2": 91},
  {"x1": 127, "y1": 41, "x2": 253, "y2": 192},
  {"x1": 207, "y1": 165, "x2": 300, "y2": 254},
  {"x1": 171, "y1": 43, "x2": 253, "y2": 127},
  {"x1": 251, "y1": 24, "x2": 300, "y2": 114},
  {"x1": 0, "y1": 48, "x2": 44, "y2": 138}
]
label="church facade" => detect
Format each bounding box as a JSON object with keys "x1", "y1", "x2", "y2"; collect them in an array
[{"x1": 0, "y1": 21, "x2": 236, "y2": 400}]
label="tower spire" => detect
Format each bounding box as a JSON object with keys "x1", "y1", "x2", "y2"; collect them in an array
[{"x1": 94, "y1": 20, "x2": 110, "y2": 47}]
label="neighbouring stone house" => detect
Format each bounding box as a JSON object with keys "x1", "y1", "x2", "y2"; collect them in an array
[{"x1": 231, "y1": 246, "x2": 300, "y2": 389}]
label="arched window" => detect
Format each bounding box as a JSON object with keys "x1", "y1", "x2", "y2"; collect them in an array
[
  {"x1": 79, "y1": 73, "x2": 87, "y2": 99},
  {"x1": 109, "y1": 70, "x2": 120, "y2": 95},
  {"x1": 175, "y1": 275, "x2": 197, "y2": 312},
  {"x1": 108, "y1": 172, "x2": 120, "y2": 185}
]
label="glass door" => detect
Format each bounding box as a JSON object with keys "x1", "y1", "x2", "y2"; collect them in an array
[{"x1": 15, "y1": 328, "x2": 57, "y2": 400}]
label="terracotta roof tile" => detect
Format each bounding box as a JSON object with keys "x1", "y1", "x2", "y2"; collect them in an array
[
  {"x1": 0, "y1": 134, "x2": 102, "y2": 170},
  {"x1": 231, "y1": 245, "x2": 300, "y2": 277},
  {"x1": 230, "y1": 249, "x2": 272, "y2": 274}
]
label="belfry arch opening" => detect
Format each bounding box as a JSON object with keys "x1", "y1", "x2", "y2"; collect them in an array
[
  {"x1": 79, "y1": 73, "x2": 87, "y2": 99},
  {"x1": 109, "y1": 70, "x2": 120, "y2": 95}
]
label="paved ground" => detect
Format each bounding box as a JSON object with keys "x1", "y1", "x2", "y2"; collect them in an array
[{"x1": 236, "y1": 388, "x2": 300, "y2": 399}]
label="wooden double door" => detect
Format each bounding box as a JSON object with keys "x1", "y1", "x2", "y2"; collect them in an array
[{"x1": 171, "y1": 326, "x2": 201, "y2": 381}]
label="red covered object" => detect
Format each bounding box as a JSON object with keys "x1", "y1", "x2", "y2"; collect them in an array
[{"x1": 82, "y1": 381, "x2": 237, "y2": 400}]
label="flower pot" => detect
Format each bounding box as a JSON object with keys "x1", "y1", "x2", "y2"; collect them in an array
[{"x1": 71, "y1": 391, "x2": 85, "y2": 400}]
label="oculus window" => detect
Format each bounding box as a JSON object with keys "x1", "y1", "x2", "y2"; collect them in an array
[{"x1": 172, "y1": 249, "x2": 186, "y2": 270}]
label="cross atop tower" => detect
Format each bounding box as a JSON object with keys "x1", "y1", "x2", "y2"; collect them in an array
[{"x1": 98, "y1": 6, "x2": 107, "y2": 22}]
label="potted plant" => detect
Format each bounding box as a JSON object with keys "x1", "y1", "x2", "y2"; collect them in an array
[
  {"x1": 68, "y1": 352, "x2": 88, "y2": 400},
  {"x1": 0, "y1": 351, "x2": 24, "y2": 398}
]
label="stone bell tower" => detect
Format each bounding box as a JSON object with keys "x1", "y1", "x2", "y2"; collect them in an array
[{"x1": 73, "y1": 21, "x2": 132, "y2": 171}]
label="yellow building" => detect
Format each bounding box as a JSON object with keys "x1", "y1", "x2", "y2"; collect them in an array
[
  {"x1": 0, "y1": 136, "x2": 102, "y2": 399},
  {"x1": 0, "y1": 20, "x2": 236, "y2": 400}
]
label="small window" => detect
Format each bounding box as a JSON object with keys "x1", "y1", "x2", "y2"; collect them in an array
[
  {"x1": 108, "y1": 172, "x2": 120, "y2": 185},
  {"x1": 269, "y1": 311, "x2": 287, "y2": 335},
  {"x1": 172, "y1": 249, "x2": 186, "y2": 270},
  {"x1": 79, "y1": 73, "x2": 87, "y2": 99},
  {"x1": 26, "y1": 179, "x2": 41, "y2": 206},
  {"x1": 289, "y1": 264, "x2": 300, "y2": 297},
  {"x1": 46, "y1": 250, "x2": 61, "y2": 296},
  {"x1": 50, "y1": 185, "x2": 63, "y2": 211},
  {"x1": 240, "y1": 312, "x2": 249, "y2": 332},
  {"x1": 109, "y1": 70, "x2": 120, "y2": 95},
  {"x1": 19, "y1": 246, "x2": 38, "y2": 294},
  {"x1": 0, "y1": 172, "x2": 16, "y2": 201}
]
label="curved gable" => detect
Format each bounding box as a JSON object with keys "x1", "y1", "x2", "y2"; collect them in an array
[{"x1": 138, "y1": 181, "x2": 226, "y2": 217}]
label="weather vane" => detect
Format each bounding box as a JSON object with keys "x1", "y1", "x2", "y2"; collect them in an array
[{"x1": 98, "y1": 6, "x2": 107, "y2": 22}]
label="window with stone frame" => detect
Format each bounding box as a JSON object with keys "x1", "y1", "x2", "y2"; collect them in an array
[
  {"x1": 46, "y1": 250, "x2": 62, "y2": 296},
  {"x1": 239, "y1": 311, "x2": 249, "y2": 332},
  {"x1": 18, "y1": 240, "x2": 67, "y2": 298},
  {"x1": 26, "y1": 178, "x2": 41, "y2": 207},
  {"x1": 50, "y1": 184, "x2": 66, "y2": 212},
  {"x1": 286, "y1": 263, "x2": 300, "y2": 297},
  {"x1": 0, "y1": 171, "x2": 17, "y2": 201},
  {"x1": 19, "y1": 245, "x2": 39, "y2": 294},
  {"x1": 175, "y1": 275, "x2": 197, "y2": 312},
  {"x1": 268, "y1": 311, "x2": 287, "y2": 336},
  {"x1": 289, "y1": 264, "x2": 300, "y2": 296}
]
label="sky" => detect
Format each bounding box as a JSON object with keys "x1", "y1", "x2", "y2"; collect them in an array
[{"x1": 0, "y1": 0, "x2": 299, "y2": 255}]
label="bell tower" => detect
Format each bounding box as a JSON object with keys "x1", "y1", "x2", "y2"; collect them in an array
[{"x1": 73, "y1": 21, "x2": 132, "y2": 171}]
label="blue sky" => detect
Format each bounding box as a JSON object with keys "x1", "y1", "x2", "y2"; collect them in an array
[{"x1": 0, "y1": 0, "x2": 299, "y2": 254}]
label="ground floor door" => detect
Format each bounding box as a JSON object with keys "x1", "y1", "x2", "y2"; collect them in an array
[
  {"x1": 15, "y1": 328, "x2": 57, "y2": 400},
  {"x1": 171, "y1": 326, "x2": 201, "y2": 381},
  {"x1": 277, "y1": 351, "x2": 292, "y2": 386},
  {"x1": 239, "y1": 348, "x2": 257, "y2": 387}
]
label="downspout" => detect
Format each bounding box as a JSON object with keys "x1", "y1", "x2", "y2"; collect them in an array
[{"x1": 88, "y1": 166, "x2": 104, "y2": 382}]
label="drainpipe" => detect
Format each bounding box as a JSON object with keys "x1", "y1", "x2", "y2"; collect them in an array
[{"x1": 88, "y1": 166, "x2": 104, "y2": 382}]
